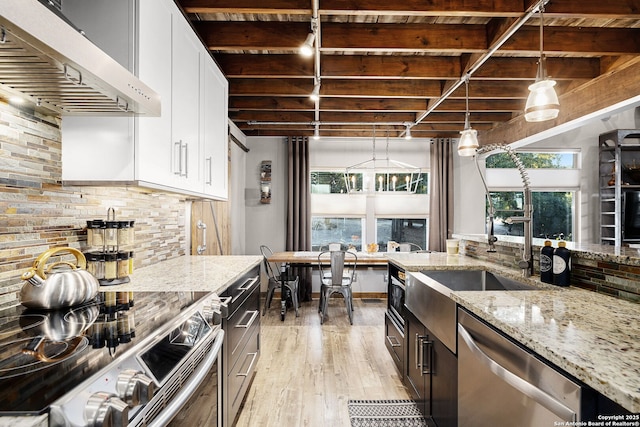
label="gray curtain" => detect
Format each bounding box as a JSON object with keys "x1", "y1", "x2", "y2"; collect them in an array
[
  {"x1": 428, "y1": 138, "x2": 454, "y2": 252},
  {"x1": 286, "y1": 136, "x2": 312, "y2": 301}
]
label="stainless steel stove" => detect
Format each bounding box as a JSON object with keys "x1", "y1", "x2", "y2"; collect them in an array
[{"x1": 0, "y1": 290, "x2": 224, "y2": 426}]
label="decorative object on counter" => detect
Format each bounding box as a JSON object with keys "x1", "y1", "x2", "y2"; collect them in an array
[
  {"x1": 540, "y1": 240, "x2": 554, "y2": 284},
  {"x1": 553, "y1": 241, "x2": 571, "y2": 286},
  {"x1": 85, "y1": 207, "x2": 135, "y2": 286},
  {"x1": 366, "y1": 243, "x2": 379, "y2": 254},
  {"x1": 20, "y1": 247, "x2": 100, "y2": 309},
  {"x1": 446, "y1": 239, "x2": 459, "y2": 255},
  {"x1": 387, "y1": 241, "x2": 400, "y2": 252},
  {"x1": 260, "y1": 160, "x2": 272, "y2": 203}
]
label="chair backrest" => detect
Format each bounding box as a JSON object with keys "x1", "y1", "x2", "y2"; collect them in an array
[
  {"x1": 319, "y1": 250, "x2": 357, "y2": 286},
  {"x1": 399, "y1": 242, "x2": 422, "y2": 252},
  {"x1": 260, "y1": 245, "x2": 279, "y2": 280},
  {"x1": 328, "y1": 243, "x2": 342, "y2": 252}
]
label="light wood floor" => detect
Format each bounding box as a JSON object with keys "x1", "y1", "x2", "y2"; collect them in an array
[{"x1": 234, "y1": 298, "x2": 410, "y2": 427}]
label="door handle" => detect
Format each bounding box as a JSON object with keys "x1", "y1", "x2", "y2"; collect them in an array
[
  {"x1": 196, "y1": 220, "x2": 207, "y2": 255},
  {"x1": 236, "y1": 352, "x2": 258, "y2": 377},
  {"x1": 235, "y1": 310, "x2": 259, "y2": 329},
  {"x1": 458, "y1": 323, "x2": 576, "y2": 421}
]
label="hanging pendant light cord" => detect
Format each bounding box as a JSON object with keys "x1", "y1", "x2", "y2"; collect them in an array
[
  {"x1": 537, "y1": 5, "x2": 546, "y2": 81},
  {"x1": 464, "y1": 74, "x2": 471, "y2": 130}
]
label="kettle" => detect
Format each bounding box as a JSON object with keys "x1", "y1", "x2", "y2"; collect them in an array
[
  {"x1": 20, "y1": 247, "x2": 100, "y2": 310},
  {"x1": 19, "y1": 304, "x2": 99, "y2": 363}
]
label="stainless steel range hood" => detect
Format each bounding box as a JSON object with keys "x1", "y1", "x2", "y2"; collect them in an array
[{"x1": 0, "y1": 0, "x2": 161, "y2": 116}]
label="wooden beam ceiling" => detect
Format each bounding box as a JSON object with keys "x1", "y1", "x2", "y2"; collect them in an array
[{"x1": 177, "y1": 0, "x2": 640, "y2": 139}]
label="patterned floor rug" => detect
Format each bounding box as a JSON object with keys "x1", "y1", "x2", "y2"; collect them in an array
[{"x1": 348, "y1": 399, "x2": 428, "y2": 427}]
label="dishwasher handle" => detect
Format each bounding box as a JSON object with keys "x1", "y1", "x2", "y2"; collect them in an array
[{"x1": 458, "y1": 323, "x2": 576, "y2": 421}]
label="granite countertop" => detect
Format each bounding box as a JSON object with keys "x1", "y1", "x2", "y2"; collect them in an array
[
  {"x1": 386, "y1": 252, "x2": 640, "y2": 413},
  {"x1": 98, "y1": 255, "x2": 263, "y2": 293}
]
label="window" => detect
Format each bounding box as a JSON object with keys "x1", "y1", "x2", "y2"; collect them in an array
[
  {"x1": 376, "y1": 218, "x2": 427, "y2": 251},
  {"x1": 311, "y1": 171, "x2": 429, "y2": 194},
  {"x1": 311, "y1": 217, "x2": 364, "y2": 250},
  {"x1": 489, "y1": 191, "x2": 574, "y2": 241},
  {"x1": 486, "y1": 151, "x2": 578, "y2": 169},
  {"x1": 311, "y1": 171, "x2": 354, "y2": 194}
]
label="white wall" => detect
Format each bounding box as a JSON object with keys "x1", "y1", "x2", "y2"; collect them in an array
[{"x1": 244, "y1": 136, "x2": 288, "y2": 255}]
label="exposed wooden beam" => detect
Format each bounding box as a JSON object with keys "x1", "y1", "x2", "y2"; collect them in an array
[{"x1": 477, "y1": 56, "x2": 640, "y2": 146}]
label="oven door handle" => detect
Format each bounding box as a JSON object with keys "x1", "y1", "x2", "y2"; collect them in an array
[
  {"x1": 458, "y1": 324, "x2": 576, "y2": 421},
  {"x1": 148, "y1": 329, "x2": 225, "y2": 427}
]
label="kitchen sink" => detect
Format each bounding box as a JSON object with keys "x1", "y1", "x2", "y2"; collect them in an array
[
  {"x1": 418, "y1": 269, "x2": 539, "y2": 292},
  {"x1": 406, "y1": 269, "x2": 540, "y2": 354}
]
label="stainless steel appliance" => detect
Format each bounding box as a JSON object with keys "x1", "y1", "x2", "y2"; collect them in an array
[
  {"x1": 0, "y1": 0, "x2": 160, "y2": 115},
  {"x1": 384, "y1": 264, "x2": 406, "y2": 378},
  {"x1": 458, "y1": 308, "x2": 591, "y2": 426},
  {"x1": 218, "y1": 266, "x2": 261, "y2": 427},
  {"x1": 0, "y1": 290, "x2": 224, "y2": 426}
]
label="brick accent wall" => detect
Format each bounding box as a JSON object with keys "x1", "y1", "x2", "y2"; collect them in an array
[
  {"x1": 462, "y1": 239, "x2": 640, "y2": 303},
  {"x1": 0, "y1": 101, "x2": 188, "y2": 308}
]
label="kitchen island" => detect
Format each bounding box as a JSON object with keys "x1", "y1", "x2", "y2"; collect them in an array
[{"x1": 386, "y1": 252, "x2": 640, "y2": 414}]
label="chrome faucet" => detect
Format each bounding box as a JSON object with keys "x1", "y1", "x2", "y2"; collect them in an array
[{"x1": 474, "y1": 144, "x2": 533, "y2": 277}]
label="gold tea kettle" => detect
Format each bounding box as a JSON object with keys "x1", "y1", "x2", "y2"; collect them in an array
[{"x1": 20, "y1": 247, "x2": 100, "y2": 310}]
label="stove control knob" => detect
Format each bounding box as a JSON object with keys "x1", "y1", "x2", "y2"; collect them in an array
[
  {"x1": 116, "y1": 369, "x2": 156, "y2": 407},
  {"x1": 85, "y1": 392, "x2": 129, "y2": 427}
]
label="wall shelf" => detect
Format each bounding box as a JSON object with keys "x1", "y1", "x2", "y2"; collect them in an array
[{"x1": 599, "y1": 129, "x2": 640, "y2": 246}]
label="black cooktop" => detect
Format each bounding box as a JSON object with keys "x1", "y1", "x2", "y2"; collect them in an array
[{"x1": 0, "y1": 290, "x2": 210, "y2": 416}]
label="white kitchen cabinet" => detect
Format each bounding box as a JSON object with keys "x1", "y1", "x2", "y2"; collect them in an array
[
  {"x1": 61, "y1": 0, "x2": 229, "y2": 199},
  {"x1": 202, "y1": 58, "x2": 229, "y2": 198}
]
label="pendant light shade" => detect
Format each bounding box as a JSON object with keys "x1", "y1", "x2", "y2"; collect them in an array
[
  {"x1": 524, "y1": 79, "x2": 559, "y2": 122},
  {"x1": 313, "y1": 126, "x2": 320, "y2": 140},
  {"x1": 458, "y1": 128, "x2": 479, "y2": 157},
  {"x1": 524, "y1": 6, "x2": 559, "y2": 122},
  {"x1": 457, "y1": 75, "x2": 479, "y2": 157}
]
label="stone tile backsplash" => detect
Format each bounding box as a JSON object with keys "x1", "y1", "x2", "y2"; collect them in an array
[
  {"x1": 462, "y1": 239, "x2": 640, "y2": 303},
  {"x1": 0, "y1": 101, "x2": 188, "y2": 308}
]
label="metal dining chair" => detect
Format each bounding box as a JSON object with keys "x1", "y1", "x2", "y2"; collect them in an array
[
  {"x1": 317, "y1": 250, "x2": 357, "y2": 324},
  {"x1": 399, "y1": 242, "x2": 423, "y2": 252},
  {"x1": 260, "y1": 245, "x2": 300, "y2": 317}
]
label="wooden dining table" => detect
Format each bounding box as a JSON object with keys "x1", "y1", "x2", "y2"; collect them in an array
[{"x1": 266, "y1": 250, "x2": 390, "y2": 266}]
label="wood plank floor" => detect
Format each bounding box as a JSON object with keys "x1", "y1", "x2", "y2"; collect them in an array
[{"x1": 234, "y1": 298, "x2": 410, "y2": 427}]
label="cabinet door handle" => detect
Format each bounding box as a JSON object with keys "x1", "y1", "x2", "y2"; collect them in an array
[
  {"x1": 235, "y1": 310, "x2": 259, "y2": 329},
  {"x1": 386, "y1": 335, "x2": 401, "y2": 348},
  {"x1": 174, "y1": 140, "x2": 183, "y2": 175},
  {"x1": 206, "y1": 157, "x2": 212, "y2": 185},
  {"x1": 417, "y1": 335, "x2": 429, "y2": 376},
  {"x1": 182, "y1": 142, "x2": 188, "y2": 177},
  {"x1": 236, "y1": 352, "x2": 258, "y2": 377},
  {"x1": 238, "y1": 276, "x2": 259, "y2": 292},
  {"x1": 422, "y1": 338, "x2": 433, "y2": 375}
]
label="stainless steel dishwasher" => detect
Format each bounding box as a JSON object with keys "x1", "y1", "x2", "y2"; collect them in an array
[{"x1": 457, "y1": 308, "x2": 589, "y2": 426}]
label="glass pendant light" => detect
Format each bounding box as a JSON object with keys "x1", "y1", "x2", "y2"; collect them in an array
[
  {"x1": 524, "y1": 6, "x2": 559, "y2": 122},
  {"x1": 458, "y1": 75, "x2": 479, "y2": 157}
]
